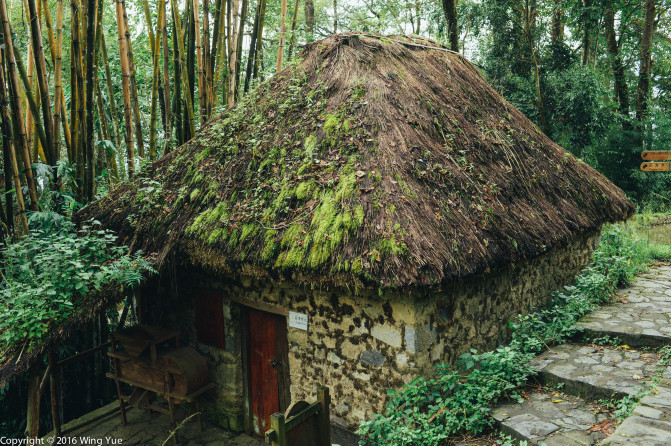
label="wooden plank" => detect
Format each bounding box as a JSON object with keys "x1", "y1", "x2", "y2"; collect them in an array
[
  {"x1": 270, "y1": 413, "x2": 287, "y2": 446},
  {"x1": 284, "y1": 402, "x2": 320, "y2": 431},
  {"x1": 641, "y1": 162, "x2": 671, "y2": 172},
  {"x1": 317, "y1": 387, "x2": 331, "y2": 446},
  {"x1": 56, "y1": 342, "x2": 111, "y2": 367},
  {"x1": 276, "y1": 314, "x2": 291, "y2": 412},
  {"x1": 59, "y1": 401, "x2": 128, "y2": 436},
  {"x1": 241, "y1": 307, "x2": 253, "y2": 435},
  {"x1": 227, "y1": 294, "x2": 289, "y2": 316},
  {"x1": 642, "y1": 151, "x2": 671, "y2": 160},
  {"x1": 105, "y1": 373, "x2": 164, "y2": 394}
]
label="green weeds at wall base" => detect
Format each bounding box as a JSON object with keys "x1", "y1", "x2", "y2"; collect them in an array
[{"x1": 357, "y1": 223, "x2": 671, "y2": 445}]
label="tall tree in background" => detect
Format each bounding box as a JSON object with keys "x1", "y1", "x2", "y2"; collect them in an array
[
  {"x1": 636, "y1": 0, "x2": 656, "y2": 132},
  {"x1": 443, "y1": 0, "x2": 458, "y2": 51},
  {"x1": 277, "y1": 0, "x2": 287, "y2": 72},
  {"x1": 305, "y1": 0, "x2": 314, "y2": 41},
  {"x1": 605, "y1": 4, "x2": 629, "y2": 122}
]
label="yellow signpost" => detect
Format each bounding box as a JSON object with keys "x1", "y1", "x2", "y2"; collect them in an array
[{"x1": 641, "y1": 152, "x2": 671, "y2": 172}]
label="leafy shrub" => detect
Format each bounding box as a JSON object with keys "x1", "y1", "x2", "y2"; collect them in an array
[
  {"x1": 357, "y1": 224, "x2": 668, "y2": 445},
  {"x1": 0, "y1": 218, "x2": 155, "y2": 359}
]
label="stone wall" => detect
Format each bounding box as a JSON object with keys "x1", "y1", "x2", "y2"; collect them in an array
[{"x1": 141, "y1": 230, "x2": 599, "y2": 431}]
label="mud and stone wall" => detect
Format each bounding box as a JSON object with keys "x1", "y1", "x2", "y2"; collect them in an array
[{"x1": 141, "y1": 230, "x2": 599, "y2": 431}]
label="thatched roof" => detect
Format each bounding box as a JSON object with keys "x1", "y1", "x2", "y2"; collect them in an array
[{"x1": 80, "y1": 33, "x2": 633, "y2": 288}]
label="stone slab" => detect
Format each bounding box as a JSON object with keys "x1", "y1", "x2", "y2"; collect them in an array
[
  {"x1": 578, "y1": 268, "x2": 671, "y2": 348},
  {"x1": 493, "y1": 390, "x2": 608, "y2": 445},
  {"x1": 531, "y1": 344, "x2": 658, "y2": 400},
  {"x1": 600, "y1": 416, "x2": 671, "y2": 446}
]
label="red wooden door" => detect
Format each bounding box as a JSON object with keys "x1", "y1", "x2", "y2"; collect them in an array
[{"x1": 248, "y1": 309, "x2": 288, "y2": 436}]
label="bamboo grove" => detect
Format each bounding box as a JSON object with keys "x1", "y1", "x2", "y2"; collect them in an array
[{"x1": 0, "y1": 0, "x2": 310, "y2": 237}]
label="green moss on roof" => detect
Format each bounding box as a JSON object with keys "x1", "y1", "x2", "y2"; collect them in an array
[{"x1": 80, "y1": 33, "x2": 633, "y2": 288}]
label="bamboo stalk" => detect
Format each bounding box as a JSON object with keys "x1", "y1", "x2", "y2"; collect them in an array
[
  {"x1": 49, "y1": 0, "x2": 65, "y2": 163},
  {"x1": 186, "y1": 0, "x2": 195, "y2": 129},
  {"x1": 170, "y1": 0, "x2": 196, "y2": 137},
  {"x1": 95, "y1": 77, "x2": 120, "y2": 182},
  {"x1": 72, "y1": 0, "x2": 86, "y2": 197},
  {"x1": 121, "y1": 0, "x2": 145, "y2": 158},
  {"x1": 161, "y1": 0, "x2": 172, "y2": 150},
  {"x1": 234, "y1": 0, "x2": 248, "y2": 100},
  {"x1": 171, "y1": 19, "x2": 183, "y2": 147},
  {"x1": 193, "y1": 0, "x2": 206, "y2": 124},
  {"x1": 209, "y1": 0, "x2": 222, "y2": 87},
  {"x1": 27, "y1": 0, "x2": 55, "y2": 165},
  {"x1": 211, "y1": 0, "x2": 226, "y2": 104},
  {"x1": 13, "y1": 49, "x2": 48, "y2": 161},
  {"x1": 84, "y1": 0, "x2": 98, "y2": 201},
  {"x1": 69, "y1": 0, "x2": 78, "y2": 164},
  {"x1": 149, "y1": 0, "x2": 163, "y2": 160},
  {"x1": 287, "y1": 0, "x2": 300, "y2": 61},
  {"x1": 0, "y1": 38, "x2": 28, "y2": 233},
  {"x1": 228, "y1": 0, "x2": 239, "y2": 108},
  {"x1": 141, "y1": 0, "x2": 156, "y2": 56},
  {"x1": 277, "y1": 0, "x2": 287, "y2": 72},
  {"x1": 203, "y1": 0, "x2": 211, "y2": 117},
  {"x1": 0, "y1": 3, "x2": 39, "y2": 211},
  {"x1": 100, "y1": 33, "x2": 121, "y2": 149},
  {"x1": 115, "y1": 0, "x2": 135, "y2": 176}
]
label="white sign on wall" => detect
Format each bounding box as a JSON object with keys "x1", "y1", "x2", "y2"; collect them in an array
[{"x1": 288, "y1": 311, "x2": 309, "y2": 331}]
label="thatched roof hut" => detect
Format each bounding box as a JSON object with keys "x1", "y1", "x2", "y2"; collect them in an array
[
  {"x1": 1, "y1": 34, "x2": 633, "y2": 434},
  {"x1": 80, "y1": 34, "x2": 632, "y2": 289}
]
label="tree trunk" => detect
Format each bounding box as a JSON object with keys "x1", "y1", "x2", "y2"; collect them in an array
[
  {"x1": 121, "y1": 0, "x2": 145, "y2": 158},
  {"x1": 234, "y1": 0, "x2": 248, "y2": 101},
  {"x1": 51, "y1": 0, "x2": 65, "y2": 165},
  {"x1": 581, "y1": 0, "x2": 594, "y2": 66},
  {"x1": 0, "y1": 0, "x2": 39, "y2": 211},
  {"x1": 228, "y1": 0, "x2": 239, "y2": 108},
  {"x1": 27, "y1": 0, "x2": 54, "y2": 165},
  {"x1": 305, "y1": 0, "x2": 314, "y2": 42},
  {"x1": 287, "y1": 0, "x2": 300, "y2": 60},
  {"x1": 193, "y1": 0, "x2": 207, "y2": 124},
  {"x1": 149, "y1": 0, "x2": 163, "y2": 160},
  {"x1": 203, "y1": 0, "x2": 211, "y2": 117},
  {"x1": 172, "y1": 19, "x2": 183, "y2": 147},
  {"x1": 170, "y1": 0, "x2": 196, "y2": 138},
  {"x1": 605, "y1": 6, "x2": 629, "y2": 120},
  {"x1": 84, "y1": 0, "x2": 98, "y2": 201},
  {"x1": 636, "y1": 0, "x2": 656, "y2": 125},
  {"x1": 115, "y1": 0, "x2": 135, "y2": 176},
  {"x1": 522, "y1": 0, "x2": 547, "y2": 132},
  {"x1": 551, "y1": 0, "x2": 564, "y2": 44},
  {"x1": 442, "y1": 0, "x2": 458, "y2": 52},
  {"x1": 0, "y1": 39, "x2": 28, "y2": 233},
  {"x1": 14, "y1": 51, "x2": 48, "y2": 160},
  {"x1": 253, "y1": 0, "x2": 267, "y2": 80},
  {"x1": 333, "y1": 0, "x2": 337, "y2": 34},
  {"x1": 277, "y1": 0, "x2": 287, "y2": 72},
  {"x1": 100, "y1": 34, "x2": 122, "y2": 149},
  {"x1": 161, "y1": 0, "x2": 172, "y2": 150},
  {"x1": 244, "y1": 0, "x2": 262, "y2": 92}
]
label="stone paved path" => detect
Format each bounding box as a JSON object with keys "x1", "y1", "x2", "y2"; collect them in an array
[{"x1": 492, "y1": 265, "x2": 671, "y2": 445}]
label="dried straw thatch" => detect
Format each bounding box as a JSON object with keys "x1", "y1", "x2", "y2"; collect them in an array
[{"x1": 80, "y1": 33, "x2": 633, "y2": 289}]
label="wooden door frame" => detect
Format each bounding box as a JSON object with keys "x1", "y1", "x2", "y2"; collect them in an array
[{"x1": 240, "y1": 303, "x2": 291, "y2": 436}]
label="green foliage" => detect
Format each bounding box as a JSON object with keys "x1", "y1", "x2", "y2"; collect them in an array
[
  {"x1": 357, "y1": 224, "x2": 669, "y2": 445},
  {"x1": 0, "y1": 217, "x2": 155, "y2": 358}
]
